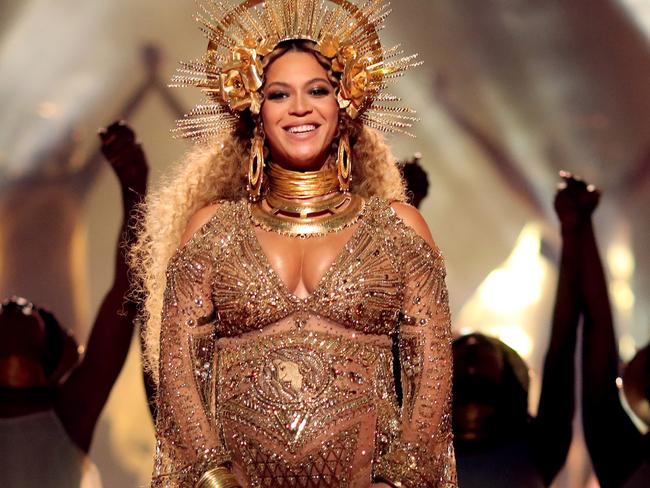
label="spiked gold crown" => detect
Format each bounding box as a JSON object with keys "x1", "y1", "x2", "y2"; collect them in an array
[{"x1": 172, "y1": 0, "x2": 421, "y2": 141}]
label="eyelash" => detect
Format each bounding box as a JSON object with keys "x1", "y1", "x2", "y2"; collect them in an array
[
  {"x1": 266, "y1": 86, "x2": 331, "y2": 100},
  {"x1": 310, "y1": 86, "x2": 330, "y2": 96},
  {"x1": 267, "y1": 91, "x2": 288, "y2": 100}
]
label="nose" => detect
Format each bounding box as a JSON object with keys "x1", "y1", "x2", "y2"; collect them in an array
[{"x1": 289, "y1": 93, "x2": 312, "y2": 116}]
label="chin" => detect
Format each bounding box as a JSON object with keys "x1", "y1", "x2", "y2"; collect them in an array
[{"x1": 281, "y1": 151, "x2": 329, "y2": 170}]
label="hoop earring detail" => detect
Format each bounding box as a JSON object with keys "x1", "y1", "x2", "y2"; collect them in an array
[
  {"x1": 247, "y1": 132, "x2": 265, "y2": 202},
  {"x1": 337, "y1": 131, "x2": 352, "y2": 193}
]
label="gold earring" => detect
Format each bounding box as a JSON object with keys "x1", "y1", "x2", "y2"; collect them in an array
[
  {"x1": 247, "y1": 131, "x2": 265, "y2": 202},
  {"x1": 337, "y1": 131, "x2": 352, "y2": 192}
]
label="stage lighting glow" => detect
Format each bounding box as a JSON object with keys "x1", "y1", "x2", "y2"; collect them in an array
[
  {"x1": 607, "y1": 243, "x2": 635, "y2": 280},
  {"x1": 37, "y1": 101, "x2": 62, "y2": 119},
  {"x1": 487, "y1": 324, "x2": 533, "y2": 359},
  {"x1": 619, "y1": 334, "x2": 638, "y2": 362},
  {"x1": 479, "y1": 224, "x2": 544, "y2": 314},
  {"x1": 610, "y1": 280, "x2": 635, "y2": 312}
]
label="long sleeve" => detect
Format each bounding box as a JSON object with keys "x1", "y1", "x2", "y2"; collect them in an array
[
  {"x1": 375, "y1": 228, "x2": 457, "y2": 487},
  {"x1": 152, "y1": 241, "x2": 230, "y2": 487}
]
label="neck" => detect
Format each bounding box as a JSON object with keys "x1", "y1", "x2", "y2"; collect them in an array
[
  {"x1": 267, "y1": 161, "x2": 340, "y2": 200},
  {"x1": 251, "y1": 161, "x2": 363, "y2": 238}
]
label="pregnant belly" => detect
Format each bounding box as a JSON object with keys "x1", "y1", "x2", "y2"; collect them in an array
[{"x1": 216, "y1": 330, "x2": 397, "y2": 487}]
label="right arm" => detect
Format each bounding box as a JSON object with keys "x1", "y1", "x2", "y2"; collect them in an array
[
  {"x1": 153, "y1": 208, "x2": 236, "y2": 487},
  {"x1": 576, "y1": 180, "x2": 644, "y2": 488}
]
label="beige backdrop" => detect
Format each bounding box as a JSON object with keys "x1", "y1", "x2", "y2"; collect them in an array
[{"x1": 1, "y1": 1, "x2": 649, "y2": 486}]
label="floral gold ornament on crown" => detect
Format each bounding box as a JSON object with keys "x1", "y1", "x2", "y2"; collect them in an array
[{"x1": 172, "y1": 0, "x2": 422, "y2": 141}]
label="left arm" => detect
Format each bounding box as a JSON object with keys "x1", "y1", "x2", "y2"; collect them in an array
[
  {"x1": 528, "y1": 175, "x2": 583, "y2": 485},
  {"x1": 374, "y1": 203, "x2": 457, "y2": 488}
]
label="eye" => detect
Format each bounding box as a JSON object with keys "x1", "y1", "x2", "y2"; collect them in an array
[
  {"x1": 310, "y1": 86, "x2": 331, "y2": 97},
  {"x1": 266, "y1": 90, "x2": 288, "y2": 101}
]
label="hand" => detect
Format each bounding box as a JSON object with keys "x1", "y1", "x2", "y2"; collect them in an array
[
  {"x1": 99, "y1": 121, "x2": 148, "y2": 196},
  {"x1": 554, "y1": 170, "x2": 600, "y2": 228}
]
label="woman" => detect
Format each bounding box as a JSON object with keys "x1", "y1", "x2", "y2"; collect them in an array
[{"x1": 133, "y1": 1, "x2": 456, "y2": 487}]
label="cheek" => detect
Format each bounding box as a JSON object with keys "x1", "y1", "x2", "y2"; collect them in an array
[
  {"x1": 261, "y1": 97, "x2": 290, "y2": 122},
  {"x1": 261, "y1": 103, "x2": 278, "y2": 129},
  {"x1": 261, "y1": 106, "x2": 283, "y2": 150},
  {"x1": 326, "y1": 98, "x2": 339, "y2": 123},
  {"x1": 323, "y1": 103, "x2": 340, "y2": 138}
]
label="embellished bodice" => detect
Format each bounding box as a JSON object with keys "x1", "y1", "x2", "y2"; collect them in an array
[
  {"x1": 152, "y1": 197, "x2": 457, "y2": 488},
  {"x1": 208, "y1": 199, "x2": 403, "y2": 336}
]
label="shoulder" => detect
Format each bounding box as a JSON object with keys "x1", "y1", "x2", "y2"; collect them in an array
[
  {"x1": 178, "y1": 202, "x2": 226, "y2": 248},
  {"x1": 389, "y1": 201, "x2": 437, "y2": 249}
]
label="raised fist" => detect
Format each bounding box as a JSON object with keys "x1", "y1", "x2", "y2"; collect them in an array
[
  {"x1": 554, "y1": 170, "x2": 600, "y2": 228},
  {"x1": 99, "y1": 121, "x2": 148, "y2": 196}
]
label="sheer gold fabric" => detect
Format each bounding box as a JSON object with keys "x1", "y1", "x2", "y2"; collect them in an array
[{"x1": 151, "y1": 197, "x2": 456, "y2": 487}]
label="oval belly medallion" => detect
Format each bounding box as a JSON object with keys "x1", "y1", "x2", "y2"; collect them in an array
[{"x1": 253, "y1": 346, "x2": 331, "y2": 407}]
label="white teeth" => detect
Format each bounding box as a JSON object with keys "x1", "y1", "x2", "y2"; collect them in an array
[{"x1": 287, "y1": 124, "x2": 317, "y2": 134}]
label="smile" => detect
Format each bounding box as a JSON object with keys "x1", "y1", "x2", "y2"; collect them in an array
[{"x1": 284, "y1": 124, "x2": 320, "y2": 134}]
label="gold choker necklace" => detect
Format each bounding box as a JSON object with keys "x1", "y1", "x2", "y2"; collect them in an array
[
  {"x1": 267, "y1": 162, "x2": 339, "y2": 199},
  {"x1": 250, "y1": 163, "x2": 364, "y2": 237}
]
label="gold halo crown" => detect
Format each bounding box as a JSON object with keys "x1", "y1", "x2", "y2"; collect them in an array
[{"x1": 172, "y1": 0, "x2": 422, "y2": 141}]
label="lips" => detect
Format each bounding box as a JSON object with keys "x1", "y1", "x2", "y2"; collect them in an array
[{"x1": 284, "y1": 123, "x2": 320, "y2": 134}]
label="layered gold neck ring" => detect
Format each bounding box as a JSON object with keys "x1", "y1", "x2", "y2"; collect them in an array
[
  {"x1": 251, "y1": 161, "x2": 363, "y2": 237},
  {"x1": 267, "y1": 162, "x2": 340, "y2": 200}
]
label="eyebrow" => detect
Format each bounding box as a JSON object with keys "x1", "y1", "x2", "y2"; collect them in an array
[{"x1": 264, "y1": 77, "x2": 332, "y2": 90}]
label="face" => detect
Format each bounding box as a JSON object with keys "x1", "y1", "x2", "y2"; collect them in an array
[
  {"x1": 0, "y1": 302, "x2": 48, "y2": 388},
  {"x1": 261, "y1": 51, "x2": 339, "y2": 171},
  {"x1": 452, "y1": 341, "x2": 505, "y2": 441}
]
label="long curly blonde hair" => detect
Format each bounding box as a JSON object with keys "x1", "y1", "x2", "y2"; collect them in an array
[{"x1": 131, "y1": 42, "x2": 407, "y2": 384}]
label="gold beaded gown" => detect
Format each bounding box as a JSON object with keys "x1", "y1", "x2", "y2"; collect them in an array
[{"x1": 151, "y1": 197, "x2": 457, "y2": 488}]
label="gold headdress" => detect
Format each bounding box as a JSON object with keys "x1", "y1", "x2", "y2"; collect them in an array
[{"x1": 172, "y1": 0, "x2": 421, "y2": 141}]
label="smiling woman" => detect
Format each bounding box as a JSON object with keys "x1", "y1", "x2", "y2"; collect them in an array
[
  {"x1": 130, "y1": 1, "x2": 457, "y2": 487},
  {"x1": 260, "y1": 45, "x2": 340, "y2": 172}
]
